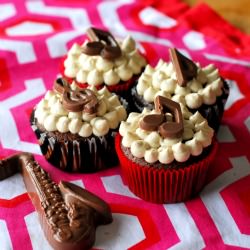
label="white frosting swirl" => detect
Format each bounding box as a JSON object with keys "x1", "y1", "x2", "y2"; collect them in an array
[
  {"x1": 158, "y1": 147, "x2": 174, "y2": 164},
  {"x1": 185, "y1": 93, "x2": 203, "y2": 109},
  {"x1": 79, "y1": 122, "x2": 93, "y2": 137},
  {"x1": 34, "y1": 86, "x2": 127, "y2": 137},
  {"x1": 119, "y1": 108, "x2": 214, "y2": 164},
  {"x1": 172, "y1": 142, "x2": 190, "y2": 162},
  {"x1": 144, "y1": 148, "x2": 159, "y2": 163},
  {"x1": 87, "y1": 69, "x2": 103, "y2": 86},
  {"x1": 64, "y1": 36, "x2": 147, "y2": 86},
  {"x1": 56, "y1": 116, "x2": 70, "y2": 133},
  {"x1": 130, "y1": 140, "x2": 149, "y2": 158},
  {"x1": 103, "y1": 70, "x2": 120, "y2": 86},
  {"x1": 92, "y1": 118, "x2": 110, "y2": 136},
  {"x1": 136, "y1": 59, "x2": 224, "y2": 109},
  {"x1": 43, "y1": 115, "x2": 58, "y2": 131}
]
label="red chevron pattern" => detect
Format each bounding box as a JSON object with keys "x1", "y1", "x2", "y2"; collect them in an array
[{"x1": 0, "y1": 0, "x2": 250, "y2": 249}]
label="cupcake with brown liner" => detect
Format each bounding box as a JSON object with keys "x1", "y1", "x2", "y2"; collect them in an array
[
  {"x1": 63, "y1": 27, "x2": 147, "y2": 100},
  {"x1": 131, "y1": 48, "x2": 229, "y2": 131},
  {"x1": 31, "y1": 77, "x2": 127, "y2": 173},
  {"x1": 115, "y1": 95, "x2": 217, "y2": 203}
]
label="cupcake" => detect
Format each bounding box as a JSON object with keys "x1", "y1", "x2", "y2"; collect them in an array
[
  {"x1": 63, "y1": 27, "x2": 147, "y2": 100},
  {"x1": 31, "y1": 77, "x2": 127, "y2": 172},
  {"x1": 131, "y1": 48, "x2": 229, "y2": 131},
  {"x1": 115, "y1": 95, "x2": 218, "y2": 203}
]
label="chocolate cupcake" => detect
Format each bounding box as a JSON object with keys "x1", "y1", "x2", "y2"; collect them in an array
[
  {"x1": 63, "y1": 27, "x2": 147, "y2": 100},
  {"x1": 31, "y1": 78, "x2": 127, "y2": 172},
  {"x1": 115, "y1": 95, "x2": 217, "y2": 203},
  {"x1": 131, "y1": 48, "x2": 229, "y2": 131}
]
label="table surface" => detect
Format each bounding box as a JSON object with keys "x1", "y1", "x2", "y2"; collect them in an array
[
  {"x1": 185, "y1": 0, "x2": 250, "y2": 34},
  {"x1": 0, "y1": 0, "x2": 250, "y2": 250}
]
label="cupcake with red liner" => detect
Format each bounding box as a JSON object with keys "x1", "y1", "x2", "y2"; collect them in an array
[
  {"x1": 115, "y1": 95, "x2": 217, "y2": 203},
  {"x1": 131, "y1": 48, "x2": 229, "y2": 131},
  {"x1": 62, "y1": 27, "x2": 147, "y2": 100},
  {"x1": 31, "y1": 77, "x2": 127, "y2": 173}
]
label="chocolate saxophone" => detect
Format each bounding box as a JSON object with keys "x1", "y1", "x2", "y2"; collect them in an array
[{"x1": 0, "y1": 153, "x2": 112, "y2": 250}]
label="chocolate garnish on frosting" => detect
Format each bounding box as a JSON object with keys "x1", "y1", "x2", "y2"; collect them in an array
[
  {"x1": 82, "y1": 27, "x2": 122, "y2": 60},
  {"x1": 140, "y1": 96, "x2": 184, "y2": 138},
  {"x1": 0, "y1": 153, "x2": 112, "y2": 250},
  {"x1": 169, "y1": 48, "x2": 198, "y2": 87},
  {"x1": 54, "y1": 78, "x2": 98, "y2": 113}
]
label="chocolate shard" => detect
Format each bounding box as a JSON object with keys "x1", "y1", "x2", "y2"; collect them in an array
[
  {"x1": 0, "y1": 153, "x2": 113, "y2": 250},
  {"x1": 169, "y1": 48, "x2": 198, "y2": 87},
  {"x1": 0, "y1": 154, "x2": 20, "y2": 180}
]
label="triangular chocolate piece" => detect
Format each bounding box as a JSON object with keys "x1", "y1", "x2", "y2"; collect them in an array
[{"x1": 169, "y1": 48, "x2": 197, "y2": 87}]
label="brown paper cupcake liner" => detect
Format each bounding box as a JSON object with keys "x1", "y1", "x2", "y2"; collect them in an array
[
  {"x1": 115, "y1": 133, "x2": 218, "y2": 203},
  {"x1": 30, "y1": 111, "x2": 118, "y2": 173}
]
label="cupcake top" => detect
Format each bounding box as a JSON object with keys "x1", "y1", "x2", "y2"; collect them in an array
[
  {"x1": 34, "y1": 78, "x2": 127, "y2": 137},
  {"x1": 64, "y1": 27, "x2": 147, "y2": 86},
  {"x1": 136, "y1": 48, "x2": 224, "y2": 109},
  {"x1": 119, "y1": 95, "x2": 214, "y2": 164}
]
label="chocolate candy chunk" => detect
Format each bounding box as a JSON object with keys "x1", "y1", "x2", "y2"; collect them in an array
[
  {"x1": 82, "y1": 27, "x2": 122, "y2": 60},
  {"x1": 139, "y1": 114, "x2": 165, "y2": 131},
  {"x1": 53, "y1": 77, "x2": 70, "y2": 94},
  {"x1": 0, "y1": 153, "x2": 113, "y2": 250},
  {"x1": 140, "y1": 96, "x2": 184, "y2": 138},
  {"x1": 169, "y1": 48, "x2": 198, "y2": 87},
  {"x1": 0, "y1": 154, "x2": 20, "y2": 180},
  {"x1": 54, "y1": 78, "x2": 98, "y2": 114}
]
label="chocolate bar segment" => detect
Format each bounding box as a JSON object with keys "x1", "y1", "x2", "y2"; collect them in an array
[
  {"x1": 82, "y1": 27, "x2": 122, "y2": 60},
  {"x1": 0, "y1": 153, "x2": 113, "y2": 250},
  {"x1": 0, "y1": 154, "x2": 20, "y2": 180},
  {"x1": 139, "y1": 96, "x2": 184, "y2": 139}
]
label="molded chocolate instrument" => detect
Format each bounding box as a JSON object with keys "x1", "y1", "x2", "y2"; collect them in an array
[
  {"x1": 82, "y1": 27, "x2": 122, "y2": 60},
  {"x1": 140, "y1": 96, "x2": 184, "y2": 138},
  {"x1": 0, "y1": 153, "x2": 113, "y2": 250}
]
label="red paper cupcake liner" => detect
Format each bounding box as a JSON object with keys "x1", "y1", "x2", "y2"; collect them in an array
[{"x1": 115, "y1": 133, "x2": 218, "y2": 203}]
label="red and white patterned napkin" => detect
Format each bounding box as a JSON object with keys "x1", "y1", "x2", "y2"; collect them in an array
[{"x1": 0, "y1": 0, "x2": 250, "y2": 249}]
